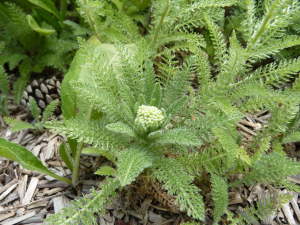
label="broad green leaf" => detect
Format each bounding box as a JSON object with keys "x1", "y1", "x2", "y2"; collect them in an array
[
  {"x1": 27, "y1": 0, "x2": 63, "y2": 21},
  {"x1": 117, "y1": 148, "x2": 152, "y2": 186},
  {"x1": 33, "y1": 8, "x2": 62, "y2": 33},
  {"x1": 0, "y1": 138, "x2": 71, "y2": 185},
  {"x1": 111, "y1": 0, "x2": 123, "y2": 11},
  {"x1": 95, "y1": 166, "x2": 117, "y2": 177},
  {"x1": 154, "y1": 129, "x2": 200, "y2": 146},
  {"x1": 59, "y1": 141, "x2": 74, "y2": 173},
  {"x1": 106, "y1": 122, "x2": 136, "y2": 137},
  {"x1": 125, "y1": 6, "x2": 140, "y2": 15},
  {"x1": 27, "y1": 15, "x2": 55, "y2": 35}
]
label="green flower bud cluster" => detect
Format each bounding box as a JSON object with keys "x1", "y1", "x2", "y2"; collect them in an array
[{"x1": 135, "y1": 105, "x2": 165, "y2": 132}]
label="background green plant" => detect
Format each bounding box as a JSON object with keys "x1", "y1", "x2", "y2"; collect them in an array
[
  {"x1": 4, "y1": 97, "x2": 59, "y2": 133},
  {"x1": 0, "y1": 0, "x2": 91, "y2": 104},
  {"x1": 0, "y1": 0, "x2": 300, "y2": 224}
]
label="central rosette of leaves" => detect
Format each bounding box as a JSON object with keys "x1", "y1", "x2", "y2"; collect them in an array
[{"x1": 135, "y1": 105, "x2": 165, "y2": 132}]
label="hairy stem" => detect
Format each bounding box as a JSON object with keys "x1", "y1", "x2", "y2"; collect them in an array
[
  {"x1": 72, "y1": 105, "x2": 94, "y2": 187},
  {"x1": 246, "y1": 0, "x2": 279, "y2": 53},
  {"x1": 153, "y1": 0, "x2": 170, "y2": 43},
  {"x1": 83, "y1": 0, "x2": 100, "y2": 38}
]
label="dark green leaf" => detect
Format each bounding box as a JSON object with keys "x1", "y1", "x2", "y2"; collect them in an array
[
  {"x1": 33, "y1": 8, "x2": 62, "y2": 33},
  {"x1": 59, "y1": 141, "x2": 74, "y2": 173},
  {"x1": 0, "y1": 138, "x2": 71, "y2": 185},
  {"x1": 27, "y1": 0, "x2": 63, "y2": 21}
]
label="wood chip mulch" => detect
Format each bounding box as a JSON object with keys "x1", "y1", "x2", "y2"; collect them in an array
[{"x1": 0, "y1": 109, "x2": 300, "y2": 225}]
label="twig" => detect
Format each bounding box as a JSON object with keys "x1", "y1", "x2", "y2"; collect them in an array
[
  {"x1": 59, "y1": 160, "x2": 71, "y2": 180},
  {"x1": 0, "y1": 192, "x2": 68, "y2": 214}
]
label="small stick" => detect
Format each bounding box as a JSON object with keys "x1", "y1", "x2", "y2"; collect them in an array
[{"x1": 0, "y1": 192, "x2": 67, "y2": 214}]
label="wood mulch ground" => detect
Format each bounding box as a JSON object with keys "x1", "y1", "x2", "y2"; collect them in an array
[{"x1": 0, "y1": 106, "x2": 300, "y2": 224}]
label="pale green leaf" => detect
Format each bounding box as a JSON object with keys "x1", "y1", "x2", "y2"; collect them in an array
[
  {"x1": 154, "y1": 129, "x2": 200, "y2": 146},
  {"x1": 282, "y1": 132, "x2": 300, "y2": 144},
  {"x1": 29, "y1": 97, "x2": 40, "y2": 123},
  {"x1": 106, "y1": 122, "x2": 136, "y2": 137},
  {"x1": 59, "y1": 141, "x2": 74, "y2": 173},
  {"x1": 95, "y1": 166, "x2": 117, "y2": 177},
  {"x1": 211, "y1": 174, "x2": 228, "y2": 224},
  {"x1": 27, "y1": 15, "x2": 55, "y2": 35},
  {"x1": 27, "y1": 0, "x2": 63, "y2": 21},
  {"x1": 117, "y1": 148, "x2": 152, "y2": 186},
  {"x1": 4, "y1": 117, "x2": 35, "y2": 132},
  {"x1": 166, "y1": 96, "x2": 187, "y2": 116}
]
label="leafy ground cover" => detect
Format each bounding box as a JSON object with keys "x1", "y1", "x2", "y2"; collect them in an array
[{"x1": 1, "y1": 0, "x2": 300, "y2": 224}]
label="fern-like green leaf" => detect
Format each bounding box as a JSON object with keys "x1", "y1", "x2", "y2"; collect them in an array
[
  {"x1": 82, "y1": 147, "x2": 116, "y2": 163},
  {"x1": 44, "y1": 178, "x2": 120, "y2": 224},
  {"x1": 211, "y1": 174, "x2": 228, "y2": 224},
  {"x1": 70, "y1": 81, "x2": 121, "y2": 121},
  {"x1": 117, "y1": 148, "x2": 152, "y2": 186},
  {"x1": 234, "y1": 152, "x2": 300, "y2": 191},
  {"x1": 45, "y1": 118, "x2": 127, "y2": 151},
  {"x1": 151, "y1": 83, "x2": 162, "y2": 108},
  {"x1": 119, "y1": 100, "x2": 135, "y2": 124},
  {"x1": 0, "y1": 66, "x2": 9, "y2": 95},
  {"x1": 41, "y1": 99, "x2": 58, "y2": 125},
  {"x1": 29, "y1": 97, "x2": 40, "y2": 123},
  {"x1": 152, "y1": 156, "x2": 205, "y2": 221},
  {"x1": 4, "y1": 117, "x2": 35, "y2": 132},
  {"x1": 213, "y1": 127, "x2": 237, "y2": 169},
  {"x1": 204, "y1": 14, "x2": 227, "y2": 71},
  {"x1": 13, "y1": 76, "x2": 29, "y2": 104},
  {"x1": 154, "y1": 129, "x2": 200, "y2": 146},
  {"x1": 282, "y1": 132, "x2": 300, "y2": 144},
  {"x1": 0, "y1": 95, "x2": 9, "y2": 116},
  {"x1": 117, "y1": 79, "x2": 136, "y2": 112},
  {"x1": 106, "y1": 122, "x2": 136, "y2": 137},
  {"x1": 166, "y1": 96, "x2": 188, "y2": 116},
  {"x1": 95, "y1": 166, "x2": 117, "y2": 177},
  {"x1": 251, "y1": 136, "x2": 271, "y2": 163}
]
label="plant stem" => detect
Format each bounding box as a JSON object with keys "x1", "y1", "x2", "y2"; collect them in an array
[
  {"x1": 72, "y1": 105, "x2": 94, "y2": 187},
  {"x1": 245, "y1": 0, "x2": 279, "y2": 53},
  {"x1": 60, "y1": 0, "x2": 67, "y2": 20},
  {"x1": 49, "y1": 172, "x2": 72, "y2": 185},
  {"x1": 153, "y1": 0, "x2": 170, "y2": 43},
  {"x1": 83, "y1": 0, "x2": 100, "y2": 38}
]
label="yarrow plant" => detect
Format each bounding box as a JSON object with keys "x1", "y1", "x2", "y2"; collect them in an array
[
  {"x1": 135, "y1": 105, "x2": 165, "y2": 132},
  {"x1": 1, "y1": 0, "x2": 300, "y2": 224}
]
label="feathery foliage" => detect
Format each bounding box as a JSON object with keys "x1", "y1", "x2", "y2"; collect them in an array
[
  {"x1": 0, "y1": 1, "x2": 86, "y2": 104},
  {"x1": 0, "y1": 65, "x2": 9, "y2": 116},
  {"x1": 46, "y1": 0, "x2": 300, "y2": 222},
  {"x1": 4, "y1": 98, "x2": 58, "y2": 133},
  {"x1": 2, "y1": 0, "x2": 300, "y2": 223}
]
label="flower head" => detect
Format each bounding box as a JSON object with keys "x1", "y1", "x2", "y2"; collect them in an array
[{"x1": 135, "y1": 105, "x2": 165, "y2": 132}]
